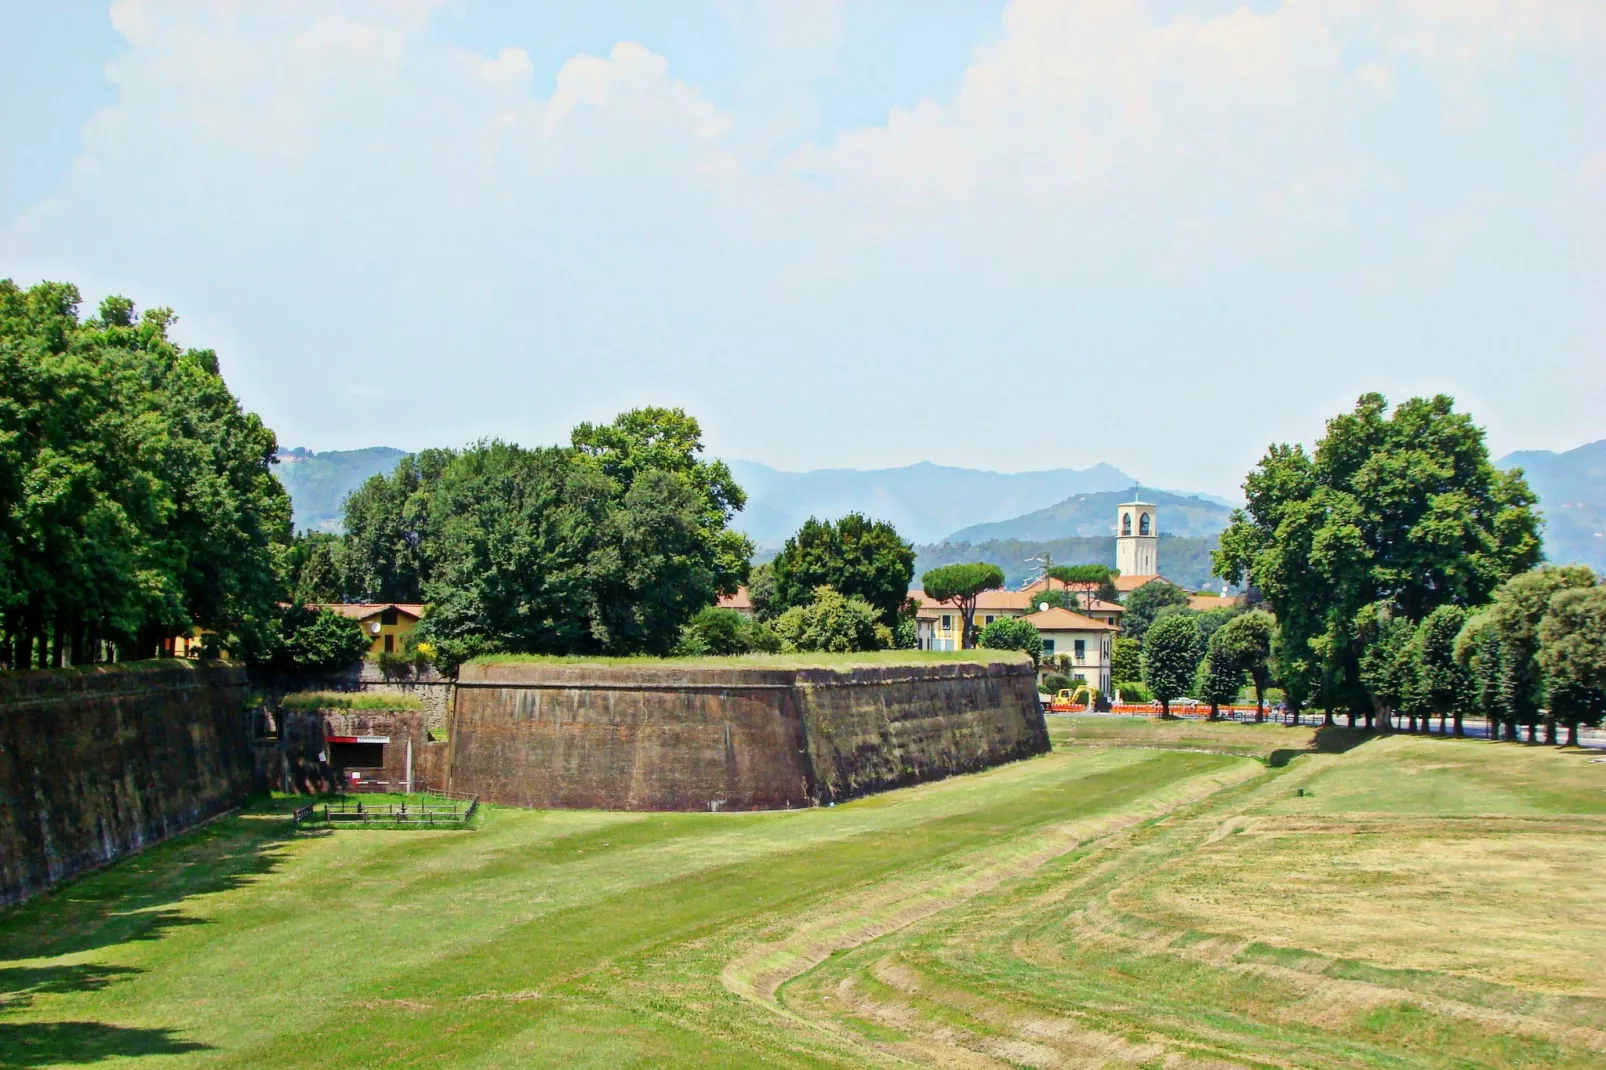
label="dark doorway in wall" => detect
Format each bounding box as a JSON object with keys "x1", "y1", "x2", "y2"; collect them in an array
[{"x1": 330, "y1": 741, "x2": 385, "y2": 768}]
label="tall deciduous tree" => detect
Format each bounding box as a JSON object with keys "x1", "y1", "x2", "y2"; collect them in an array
[
  {"x1": 1415, "y1": 604, "x2": 1471, "y2": 735},
  {"x1": 1215, "y1": 394, "x2": 1541, "y2": 722},
  {"x1": 1198, "y1": 652, "x2": 1245, "y2": 722},
  {"x1": 769, "y1": 513, "x2": 915, "y2": 626},
  {"x1": 1484, "y1": 566, "x2": 1595, "y2": 743},
  {"x1": 1109, "y1": 635, "x2": 1143, "y2": 685},
  {"x1": 1212, "y1": 610, "x2": 1275, "y2": 721},
  {"x1": 0, "y1": 280, "x2": 289, "y2": 667},
  {"x1": 921, "y1": 563, "x2": 1005, "y2": 649},
  {"x1": 339, "y1": 448, "x2": 454, "y2": 603},
  {"x1": 1123, "y1": 580, "x2": 1190, "y2": 641},
  {"x1": 1143, "y1": 613, "x2": 1203, "y2": 718},
  {"x1": 1537, "y1": 585, "x2": 1606, "y2": 747}
]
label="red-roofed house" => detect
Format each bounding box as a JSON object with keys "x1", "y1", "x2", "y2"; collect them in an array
[{"x1": 1022, "y1": 607, "x2": 1117, "y2": 694}]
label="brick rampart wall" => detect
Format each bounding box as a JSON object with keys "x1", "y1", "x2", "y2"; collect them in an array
[
  {"x1": 447, "y1": 657, "x2": 1047, "y2": 811},
  {"x1": 0, "y1": 661, "x2": 252, "y2": 909}
]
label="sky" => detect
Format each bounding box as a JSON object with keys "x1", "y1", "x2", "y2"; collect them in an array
[{"x1": 2, "y1": 0, "x2": 1603, "y2": 498}]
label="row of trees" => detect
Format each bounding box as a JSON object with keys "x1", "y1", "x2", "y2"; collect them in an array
[
  {"x1": 1198, "y1": 392, "x2": 1604, "y2": 742},
  {"x1": 0, "y1": 281, "x2": 292, "y2": 668}
]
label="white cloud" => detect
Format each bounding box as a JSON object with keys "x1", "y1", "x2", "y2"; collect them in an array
[{"x1": 4, "y1": 0, "x2": 1603, "y2": 488}]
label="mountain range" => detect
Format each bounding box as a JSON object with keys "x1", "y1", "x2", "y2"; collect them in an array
[
  {"x1": 1498, "y1": 440, "x2": 1606, "y2": 572},
  {"x1": 270, "y1": 439, "x2": 1606, "y2": 576},
  {"x1": 273, "y1": 447, "x2": 407, "y2": 532}
]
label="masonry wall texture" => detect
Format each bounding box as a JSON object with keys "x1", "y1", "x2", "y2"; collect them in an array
[
  {"x1": 0, "y1": 660, "x2": 252, "y2": 909},
  {"x1": 271, "y1": 708, "x2": 446, "y2": 794},
  {"x1": 447, "y1": 657, "x2": 1048, "y2": 811}
]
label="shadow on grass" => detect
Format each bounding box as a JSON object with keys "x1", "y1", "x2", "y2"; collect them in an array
[
  {"x1": 0, "y1": 1021, "x2": 210, "y2": 1068},
  {"x1": 1267, "y1": 726, "x2": 1374, "y2": 768},
  {"x1": 0, "y1": 964, "x2": 143, "y2": 1012},
  {"x1": 0, "y1": 806, "x2": 313, "y2": 961}
]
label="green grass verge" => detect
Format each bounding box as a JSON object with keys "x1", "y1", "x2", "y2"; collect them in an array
[
  {"x1": 278, "y1": 690, "x2": 424, "y2": 710},
  {"x1": 2, "y1": 727, "x2": 1600, "y2": 1067},
  {"x1": 468, "y1": 649, "x2": 1030, "y2": 669}
]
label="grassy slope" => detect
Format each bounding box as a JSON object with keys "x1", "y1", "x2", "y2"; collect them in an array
[{"x1": 1, "y1": 719, "x2": 1602, "y2": 1068}]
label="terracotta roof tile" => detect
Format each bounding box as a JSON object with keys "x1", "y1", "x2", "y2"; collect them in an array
[{"x1": 1021, "y1": 607, "x2": 1118, "y2": 631}]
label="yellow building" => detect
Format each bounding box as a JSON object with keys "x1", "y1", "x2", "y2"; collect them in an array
[
  {"x1": 1021, "y1": 607, "x2": 1118, "y2": 694},
  {"x1": 307, "y1": 603, "x2": 426, "y2": 657}
]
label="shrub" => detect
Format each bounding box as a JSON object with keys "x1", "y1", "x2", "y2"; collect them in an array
[
  {"x1": 1114, "y1": 680, "x2": 1153, "y2": 702},
  {"x1": 770, "y1": 586, "x2": 884, "y2": 653},
  {"x1": 1040, "y1": 673, "x2": 1072, "y2": 694},
  {"x1": 255, "y1": 603, "x2": 369, "y2": 672},
  {"x1": 979, "y1": 617, "x2": 1044, "y2": 664},
  {"x1": 280, "y1": 691, "x2": 423, "y2": 710},
  {"x1": 674, "y1": 607, "x2": 751, "y2": 656}
]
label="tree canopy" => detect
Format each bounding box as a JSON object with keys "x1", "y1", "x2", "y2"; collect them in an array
[
  {"x1": 1214, "y1": 393, "x2": 1541, "y2": 720},
  {"x1": 1045, "y1": 564, "x2": 1119, "y2": 606},
  {"x1": 769, "y1": 513, "x2": 915, "y2": 626},
  {"x1": 404, "y1": 410, "x2": 754, "y2": 669},
  {"x1": 1142, "y1": 613, "x2": 1204, "y2": 717},
  {"x1": 921, "y1": 563, "x2": 1005, "y2": 649},
  {"x1": 1210, "y1": 610, "x2": 1275, "y2": 719},
  {"x1": 0, "y1": 280, "x2": 290, "y2": 668},
  {"x1": 1537, "y1": 585, "x2": 1606, "y2": 745},
  {"x1": 1123, "y1": 580, "x2": 1189, "y2": 641},
  {"x1": 978, "y1": 616, "x2": 1044, "y2": 665},
  {"x1": 770, "y1": 586, "x2": 886, "y2": 653}
]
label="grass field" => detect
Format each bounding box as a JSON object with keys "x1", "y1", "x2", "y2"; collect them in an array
[{"x1": 2, "y1": 717, "x2": 1602, "y2": 1067}]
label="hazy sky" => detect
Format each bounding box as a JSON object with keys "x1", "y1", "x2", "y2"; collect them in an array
[{"x1": 3, "y1": 1, "x2": 1602, "y2": 496}]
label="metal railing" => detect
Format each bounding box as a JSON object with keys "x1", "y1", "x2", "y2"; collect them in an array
[{"x1": 293, "y1": 790, "x2": 479, "y2": 828}]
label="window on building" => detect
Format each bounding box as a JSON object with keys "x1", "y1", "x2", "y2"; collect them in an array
[
  {"x1": 1122, "y1": 513, "x2": 1132, "y2": 536},
  {"x1": 1074, "y1": 638, "x2": 1086, "y2": 661},
  {"x1": 380, "y1": 607, "x2": 398, "y2": 625},
  {"x1": 384, "y1": 634, "x2": 395, "y2": 653},
  {"x1": 1042, "y1": 639, "x2": 1055, "y2": 655},
  {"x1": 1139, "y1": 513, "x2": 1151, "y2": 536},
  {"x1": 985, "y1": 615, "x2": 995, "y2": 625},
  {"x1": 941, "y1": 614, "x2": 952, "y2": 630}
]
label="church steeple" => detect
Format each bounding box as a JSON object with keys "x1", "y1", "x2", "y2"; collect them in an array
[{"x1": 1116, "y1": 493, "x2": 1157, "y2": 577}]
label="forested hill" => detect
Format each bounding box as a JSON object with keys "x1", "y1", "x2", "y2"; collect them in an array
[
  {"x1": 944, "y1": 489, "x2": 1232, "y2": 543},
  {"x1": 1498, "y1": 438, "x2": 1606, "y2": 572},
  {"x1": 726, "y1": 459, "x2": 1137, "y2": 546},
  {"x1": 274, "y1": 447, "x2": 407, "y2": 532},
  {"x1": 914, "y1": 534, "x2": 1222, "y2": 592}
]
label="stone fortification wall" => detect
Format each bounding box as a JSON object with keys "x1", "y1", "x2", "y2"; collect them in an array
[
  {"x1": 0, "y1": 661, "x2": 252, "y2": 909},
  {"x1": 249, "y1": 662, "x2": 453, "y2": 735},
  {"x1": 448, "y1": 656, "x2": 1047, "y2": 811}
]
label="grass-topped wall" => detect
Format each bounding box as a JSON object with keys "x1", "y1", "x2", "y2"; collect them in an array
[{"x1": 448, "y1": 652, "x2": 1047, "y2": 811}]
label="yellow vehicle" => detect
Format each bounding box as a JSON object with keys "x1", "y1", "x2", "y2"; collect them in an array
[{"x1": 1048, "y1": 685, "x2": 1097, "y2": 712}]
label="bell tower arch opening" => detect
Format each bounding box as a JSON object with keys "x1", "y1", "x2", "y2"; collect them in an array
[{"x1": 1115, "y1": 493, "x2": 1158, "y2": 580}]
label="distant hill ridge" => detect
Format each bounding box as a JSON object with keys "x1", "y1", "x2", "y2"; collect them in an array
[
  {"x1": 943, "y1": 488, "x2": 1233, "y2": 544},
  {"x1": 274, "y1": 447, "x2": 407, "y2": 533},
  {"x1": 1497, "y1": 438, "x2": 1606, "y2": 572}
]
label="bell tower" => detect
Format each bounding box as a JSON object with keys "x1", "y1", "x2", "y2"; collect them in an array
[{"x1": 1115, "y1": 494, "x2": 1158, "y2": 578}]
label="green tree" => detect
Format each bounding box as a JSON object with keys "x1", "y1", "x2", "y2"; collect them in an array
[
  {"x1": 1046, "y1": 564, "x2": 1119, "y2": 606},
  {"x1": 769, "y1": 513, "x2": 915, "y2": 626},
  {"x1": 283, "y1": 532, "x2": 347, "y2": 604},
  {"x1": 1415, "y1": 604, "x2": 1471, "y2": 735},
  {"x1": 1109, "y1": 635, "x2": 1142, "y2": 685},
  {"x1": 921, "y1": 562, "x2": 1005, "y2": 648},
  {"x1": 0, "y1": 281, "x2": 289, "y2": 667},
  {"x1": 1214, "y1": 394, "x2": 1541, "y2": 726},
  {"x1": 1484, "y1": 566, "x2": 1596, "y2": 742},
  {"x1": 338, "y1": 448, "x2": 455, "y2": 603},
  {"x1": 1142, "y1": 613, "x2": 1203, "y2": 718},
  {"x1": 1198, "y1": 652, "x2": 1245, "y2": 722},
  {"x1": 1124, "y1": 580, "x2": 1190, "y2": 641},
  {"x1": 1454, "y1": 609, "x2": 1507, "y2": 740},
  {"x1": 747, "y1": 561, "x2": 778, "y2": 621},
  {"x1": 1537, "y1": 585, "x2": 1606, "y2": 747},
  {"x1": 256, "y1": 603, "x2": 369, "y2": 672},
  {"x1": 572, "y1": 406, "x2": 752, "y2": 602},
  {"x1": 1356, "y1": 607, "x2": 1419, "y2": 731},
  {"x1": 673, "y1": 607, "x2": 772, "y2": 656},
  {"x1": 1211, "y1": 610, "x2": 1275, "y2": 721},
  {"x1": 978, "y1": 616, "x2": 1044, "y2": 665},
  {"x1": 770, "y1": 586, "x2": 884, "y2": 653}
]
